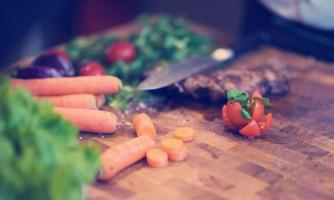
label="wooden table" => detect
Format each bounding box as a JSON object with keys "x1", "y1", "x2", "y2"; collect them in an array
[
  {"x1": 13, "y1": 23, "x2": 334, "y2": 200},
  {"x1": 82, "y1": 35, "x2": 334, "y2": 200}
]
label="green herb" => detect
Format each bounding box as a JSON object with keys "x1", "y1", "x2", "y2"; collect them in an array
[
  {"x1": 254, "y1": 97, "x2": 271, "y2": 107},
  {"x1": 241, "y1": 108, "x2": 252, "y2": 120},
  {"x1": 227, "y1": 89, "x2": 250, "y2": 108},
  {"x1": 66, "y1": 14, "x2": 213, "y2": 110},
  {"x1": 0, "y1": 78, "x2": 100, "y2": 200},
  {"x1": 227, "y1": 89, "x2": 271, "y2": 120}
]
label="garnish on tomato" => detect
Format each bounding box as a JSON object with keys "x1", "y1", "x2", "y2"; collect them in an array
[{"x1": 222, "y1": 89, "x2": 272, "y2": 137}]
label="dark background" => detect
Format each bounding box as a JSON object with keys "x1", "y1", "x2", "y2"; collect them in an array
[{"x1": 0, "y1": 0, "x2": 270, "y2": 67}]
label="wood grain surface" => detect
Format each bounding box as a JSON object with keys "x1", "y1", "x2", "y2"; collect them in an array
[
  {"x1": 10, "y1": 22, "x2": 334, "y2": 200},
  {"x1": 82, "y1": 45, "x2": 334, "y2": 200}
]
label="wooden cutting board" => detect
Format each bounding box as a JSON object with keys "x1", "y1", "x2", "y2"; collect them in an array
[
  {"x1": 79, "y1": 24, "x2": 334, "y2": 200},
  {"x1": 12, "y1": 23, "x2": 334, "y2": 200}
]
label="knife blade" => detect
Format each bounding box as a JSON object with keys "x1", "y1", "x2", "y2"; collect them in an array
[{"x1": 137, "y1": 32, "x2": 270, "y2": 91}]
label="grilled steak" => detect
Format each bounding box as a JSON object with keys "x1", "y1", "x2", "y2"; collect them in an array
[{"x1": 171, "y1": 59, "x2": 290, "y2": 101}]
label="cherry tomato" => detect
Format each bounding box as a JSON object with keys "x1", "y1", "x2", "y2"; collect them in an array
[
  {"x1": 258, "y1": 113, "x2": 272, "y2": 133},
  {"x1": 250, "y1": 91, "x2": 264, "y2": 122},
  {"x1": 49, "y1": 49, "x2": 71, "y2": 62},
  {"x1": 79, "y1": 62, "x2": 106, "y2": 76},
  {"x1": 105, "y1": 41, "x2": 136, "y2": 63},
  {"x1": 226, "y1": 102, "x2": 250, "y2": 129},
  {"x1": 222, "y1": 105, "x2": 237, "y2": 130},
  {"x1": 239, "y1": 120, "x2": 261, "y2": 137}
]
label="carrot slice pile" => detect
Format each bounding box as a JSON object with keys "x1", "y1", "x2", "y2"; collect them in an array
[
  {"x1": 146, "y1": 148, "x2": 168, "y2": 168},
  {"x1": 174, "y1": 127, "x2": 195, "y2": 142},
  {"x1": 161, "y1": 138, "x2": 184, "y2": 155}
]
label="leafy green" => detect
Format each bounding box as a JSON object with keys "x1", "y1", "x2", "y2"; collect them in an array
[
  {"x1": 227, "y1": 89, "x2": 250, "y2": 108},
  {"x1": 0, "y1": 78, "x2": 100, "y2": 200},
  {"x1": 66, "y1": 15, "x2": 213, "y2": 110},
  {"x1": 227, "y1": 89, "x2": 271, "y2": 120}
]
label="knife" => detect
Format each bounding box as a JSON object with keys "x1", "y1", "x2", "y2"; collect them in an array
[{"x1": 137, "y1": 32, "x2": 270, "y2": 90}]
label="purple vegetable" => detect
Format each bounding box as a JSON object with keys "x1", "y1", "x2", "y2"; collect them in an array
[
  {"x1": 15, "y1": 66, "x2": 62, "y2": 79},
  {"x1": 31, "y1": 54, "x2": 74, "y2": 76}
]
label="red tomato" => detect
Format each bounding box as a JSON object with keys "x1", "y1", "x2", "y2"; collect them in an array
[
  {"x1": 222, "y1": 105, "x2": 237, "y2": 130},
  {"x1": 239, "y1": 120, "x2": 261, "y2": 137},
  {"x1": 250, "y1": 91, "x2": 264, "y2": 122},
  {"x1": 226, "y1": 102, "x2": 250, "y2": 129},
  {"x1": 49, "y1": 49, "x2": 71, "y2": 62},
  {"x1": 79, "y1": 62, "x2": 106, "y2": 76},
  {"x1": 105, "y1": 41, "x2": 136, "y2": 63},
  {"x1": 258, "y1": 113, "x2": 272, "y2": 133}
]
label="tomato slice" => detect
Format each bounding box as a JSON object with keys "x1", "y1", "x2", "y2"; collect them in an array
[
  {"x1": 239, "y1": 120, "x2": 261, "y2": 137},
  {"x1": 226, "y1": 102, "x2": 249, "y2": 129},
  {"x1": 222, "y1": 105, "x2": 237, "y2": 130},
  {"x1": 258, "y1": 113, "x2": 272, "y2": 134},
  {"x1": 250, "y1": 91, "x2": 265, "y2": 122}
]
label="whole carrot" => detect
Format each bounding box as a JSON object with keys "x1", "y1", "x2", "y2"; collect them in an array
[
  {"x1": 37, "y1": 94, "x2": 98, "y2": 109},
  {"x1": 99, "y1": 135, "x2": 155, "y2": 180},
  {"x1": 54, "y1": 107, "x2": 118, "y2": 133},
  {"x1": 132, "y1": 113, "x2": 157, "y2": 139},
  {"x1": 12, "y1": 75, "x2": 122, "y2": 96}
]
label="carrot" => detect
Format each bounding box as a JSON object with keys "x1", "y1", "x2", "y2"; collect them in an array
[
  {"x1": 174, "y1": 127, "x2": 195, "y2": 142},
  {"x1": 132, "y1": 113, "x2": 157, "y2": 139},
  {"x1": 168, "y1": 145, "x2": 187, "y2": 161},
  {"x1": 37, "y1": 94, "x2": 98, "y2": 109},
  {"x1": 54, "y1": 107, "x2": 118, "y2": 133},
  {"x1": 146, "y1": 148, "x2": 168, "y2": 168},
  {"x1": 160, "y1": 138, "x2": 184, "y2": 155},
  {"x1": 11, "y1": 75, "x2": 122, "y2": 96},
  {"x1": 96, "y1": 95, "x2": 105, "y2": 108},
  {"x1": 99, "y1": 135, "x2": 155, "y2": 180}
]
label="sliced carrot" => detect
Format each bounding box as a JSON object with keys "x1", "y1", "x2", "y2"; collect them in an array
[
  {"x1": 37, "y1": 94, "x2": 98, "y2": 109},
  {"x1": 146, "y1": 148, "x2": 168, "y2": 168},
  {"x1": 11, "y1": 75, "x2": 122, "y2": 96},
  {"x1": 132, "y1": 113, "x2": 157, "y2": 139},
  {"x1": 99, "y1": 135, "x2": 155, "y2": 180},
  {"x1": 54, "y1": 107, "x2": 118, "y2": 133},
  {"x1": 174, "y1": 127, "x2": 195, "y2": 142},
  {"x1": 168, "y1": 145, "x2": 187, "y2": 161},
  {"x1": 161, "y1": 138, "x2": 184, "y2": 155}
]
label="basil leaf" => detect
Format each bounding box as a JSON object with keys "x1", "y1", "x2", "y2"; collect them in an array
[{"x1": 241, "y1": 108, "x2": 252, "y2": 120}]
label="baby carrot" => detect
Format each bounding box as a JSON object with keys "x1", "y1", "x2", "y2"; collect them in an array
[
  {"x1": 54, "y1": 107, "x2": 118, "y2": 133},
  {"x1": 174, "y1": 127, "x2": 195, "y2": 142},
  {"x1": 160, "y1": 138, "x2": 184, "y2": 155},
  {"x1": 37, "y1": 94, "x2": 98, "y2": 109},
  {"x1": 11, "y1": 75, "x2": 122, "y2": 96},
  {"x1": 96, "y1": 95, "x2": 106, "y2": 108},
  {"x1": 168, "y1": 145, "x2": 187, "y2": 162},
  {"x1": 132, "y1": 113, "x2": 157, "y2": 139},
  {"x1": 99, "y1": 135, "x2": 155, "y2": 180},
  {"x1": 146, "y1": 148, "x2": 168, "y2": 168}
]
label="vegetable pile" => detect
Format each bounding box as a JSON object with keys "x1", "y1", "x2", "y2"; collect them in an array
[
  {"x1": 222, "y1": 89, "x2": 272, "y2": 137},
  {"x1": 66, "y1": 15, "x2": 213, "y2": 109},
  {"x1": 0, "y1": 78, "x2": 100, "y2": 200}
]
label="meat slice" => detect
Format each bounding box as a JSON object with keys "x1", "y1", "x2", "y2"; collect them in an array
[{"x1": 172, "y1": 59, "x2": 290, "y2": 101}]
